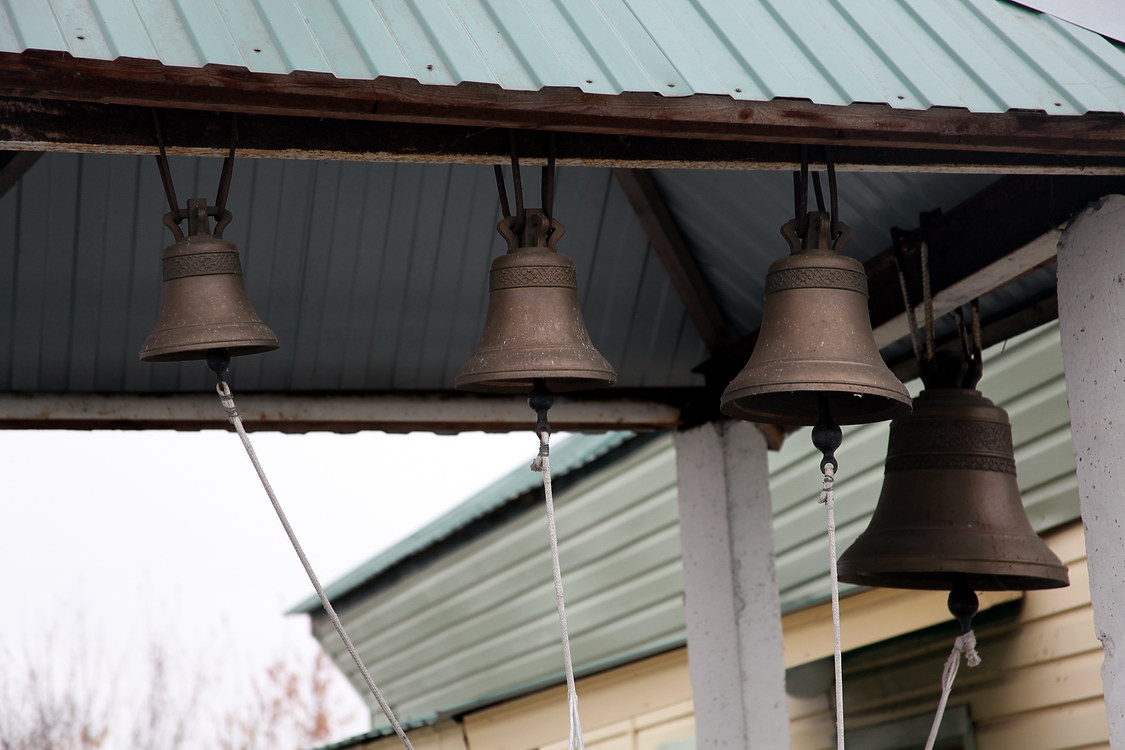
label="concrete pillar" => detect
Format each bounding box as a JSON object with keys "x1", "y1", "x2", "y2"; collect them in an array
[
  {"x1": 675, "y1": 420, "x2": 790, "y2": 749},
  {"x1": 1057, "y1": 194, "x2": 1125, "y2": 747}
]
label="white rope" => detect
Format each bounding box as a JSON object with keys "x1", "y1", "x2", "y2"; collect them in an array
[
  {"x1": 215, "y1": 380, "x2": 415, "y2": 750},
  {"x1": 531, "y1": 431, "x2": 585, "y2": 750},
  {"x1": 819, "y1": 464, "x2": 845, "y2": 750},
  {"x1": 923, "y1": 631, "x2": 981, "y2": 750}
]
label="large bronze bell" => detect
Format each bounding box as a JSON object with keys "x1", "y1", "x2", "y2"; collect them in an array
[
  {"x1": 456, "y1": 209, "x2": 616, "y2": 393},
  {"x1": 837, "y1": 385, "x2": 1069, "y2": 591},
  {"x1": 721, "y1": 212, "x2": 911, "y2": 426},
  {"x1": 140, "y1": 198, "x2": 278, "y2": 362}
]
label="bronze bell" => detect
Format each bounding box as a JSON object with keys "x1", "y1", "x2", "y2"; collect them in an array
[
  {"x1": 140, "y1": 198, "x2": 278, "y2": 362},
  {"x1": 456, "y1": 209, "x2": 616, "y2": 393},
  {"x1": 837, "y1": 385, "x2": 1069, "y2": 591},
  {"x1": 721, "y1": 212, "x2": 911, "y2": 426}
]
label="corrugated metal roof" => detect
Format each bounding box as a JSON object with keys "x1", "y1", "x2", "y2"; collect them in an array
[
  {"x1": 290, "y1": 430, "x2": 634, "y2": 614},
  {"x1": 0, "y1": 153, "x2": 997, "y2": 395},
  {"x1": 309, "y1": 321, "x2": 1078, "y2": 726},
  {"x1": 651, "y1": 169, "x2": 1000, "y2": 337},
  {"x1": 1, "y1": 0, "x2": 1122, "y2": 115},
  {"x1": 315, "y1": 432, "x2": 685, "y2": 727},
  {"x1": 0, "y1": 153, "x2": 708, "y2": 392}
]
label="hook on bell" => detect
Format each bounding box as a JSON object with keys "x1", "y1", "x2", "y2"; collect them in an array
[
  {"x1": 721, "y1": 212, "x2": 911, "y2": 426},
  {"x1": 456, "y1": 208, "x2": 616, "y2": 393},
  {"x1": 139, "y1": 198, "x2": 278, "y2": 362}
]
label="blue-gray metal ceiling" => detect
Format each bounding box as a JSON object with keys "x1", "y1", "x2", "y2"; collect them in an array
[
  {"x1": 0, "y1": 153, "x2": 1013, "y2": 393},
  {"x1": 2, "y1": 0, "x2": 1123, "y2": 115}
]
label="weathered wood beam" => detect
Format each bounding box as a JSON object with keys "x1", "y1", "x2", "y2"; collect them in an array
[
  {"x1": 0, "y1": 151, "x2": 42, "y2": 198},
  {"x1": 5, "y1": 97, "x2": 1125, "y2": 174},
  {"x1": 0, "y1": 391, "x2": 685, "y2": 433},
  {"x1": 3, "y1": 52, "x2": 1125, "y2": 165},
  {"x1": 698, "y1": 175, "x2": 1125, "y2": 388},
  {"x1": 613, "y1": 169, "x2": 733, "y2": 352}
]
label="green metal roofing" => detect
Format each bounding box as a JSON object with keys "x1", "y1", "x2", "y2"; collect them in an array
[
  {"x1": 289, "y1": 430, "x2": 633, "y2": 614},
  {"x1": 2, "y1": 0, "x2": 1123, "y2": 115}
]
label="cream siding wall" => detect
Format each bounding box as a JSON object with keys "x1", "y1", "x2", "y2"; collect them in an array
[
  {"x1": 352, "y1": 522, "x2": 1102, "y2": 750},
  {"x1": 790, "y1": 523, "x2": 1103, "y2": 750}
]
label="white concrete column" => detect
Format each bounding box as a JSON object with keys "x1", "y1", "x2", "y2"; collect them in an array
[
  {"x1": 1057, "y1": 193, "x2": 1125, "y2": 747},
  {"x1": 675, "y1": 420, "x2": 789, "y2": 750}
]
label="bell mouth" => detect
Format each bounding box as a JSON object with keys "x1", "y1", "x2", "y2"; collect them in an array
[
  {"x1": 455, "y1": 371, "x2": 617, "y2": 394},
  {"x1": 139, "y1": 322, "x2": 279, "y2": 362},
  {"x1": 140, "y1": 343, "x2": 278, "y2": 363},
  {"x1": 721, "y1": 386, "x2": 912, "y2": 426},
  {"x1": 837, "y1": 565, "x2": 1070, "y2": 592}
]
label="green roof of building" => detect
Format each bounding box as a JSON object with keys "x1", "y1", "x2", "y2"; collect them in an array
[{"x1": 289, "y1": 431, "x2": 634, "y2": 614}]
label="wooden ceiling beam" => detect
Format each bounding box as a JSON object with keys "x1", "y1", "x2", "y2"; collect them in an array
[
  {"x1": 2, "y1": 51, "x2": 1125, "y2": 166},
  {"x1": 698, "y1": 175, "x2": 1125, "y2": 388},
  {"x1": 0, "y1": 151, "x2": 42, "y2": 199},
  {"x1": 613, "y1": 168, "x2": 733, "y2": 353},
  {"x1": 0, "y1": 391, "x2": 689, "y2": 433},
  {"x1": 4, "y1": 97, "x2": 1125, "y2": 175}
]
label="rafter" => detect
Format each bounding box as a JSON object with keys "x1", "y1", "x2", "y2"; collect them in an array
[{"x1": 613, "y1": 169, "x2": 733, "y2": 353}]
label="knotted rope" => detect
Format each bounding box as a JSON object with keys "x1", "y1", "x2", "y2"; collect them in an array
[
  {"x1": 216, "y1": 380, "x2": 415, "y2": 750},
  {"x1": 819, "y1": 464, "x2": 845, "y2": 750},
  {"x1": 923, "y1": 631, "x2": 981, "y2": 750},
  {"x1": 531, "y1": 430, "x2": 585, "y2": 750}
]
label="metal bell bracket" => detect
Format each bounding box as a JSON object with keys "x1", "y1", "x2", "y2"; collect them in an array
[
  {"x1": 152, "y1": 108, "x2": 238, "y2": 241},
  {"x1": 785, "y1": 145, "x2": 854, "y2": 253},
  {"x1": 497, "y1": 209, "x2": 566, "y2": 253},
  {"x1": 163, "y1": 199, "x2": 233, "y2": 241},
  {"x1": 493, "y1": 130, "x2": 562, "y2": 250}
]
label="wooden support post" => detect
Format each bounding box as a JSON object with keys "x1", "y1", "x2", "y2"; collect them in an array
[
  {"x1": 674, "y1": 420, "x2": 789, "y2": 749},
  {"x1": 1056, "y1": 193, "x2": 1125, "y2": 748}
]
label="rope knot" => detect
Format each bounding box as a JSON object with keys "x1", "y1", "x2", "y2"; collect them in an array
[
  {"x1": 530, "y1": 432, "x2": 550, "y2": 472},
  {"x1": 215, "y1": 381, "x2": 239, "y2": 422},
  {"x1": 819, "y1": 465, "x2": 835, "y2": 505},
  {"x1": 955, "y1": 630, "x2": 981, "y2": 667}
]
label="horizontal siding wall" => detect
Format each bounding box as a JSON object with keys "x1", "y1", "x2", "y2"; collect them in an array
[
  {"x1": 314, "y1": 435, "x2": 686, "y2": 726},
  {"x1": 354, "y1": 523, "x2": 1101, "y2": 750},
  {"x1": 316, "y1": 322, "x2": 1082, "y2": 728}
]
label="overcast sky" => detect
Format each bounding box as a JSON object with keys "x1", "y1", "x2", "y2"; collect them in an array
[{"x1": 0, "y1": 426, "x2": 538, "y2": 747}]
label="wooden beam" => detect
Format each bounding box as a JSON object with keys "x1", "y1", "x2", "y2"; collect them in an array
[
  {"x1": 3, "y1": 51, "x2": 1125, "y2": 164},
  {"x1": 0, "y1": 391, "x2": 685, "y2": 433},
  {"x1": 0, "y1": 151, "x2": 41, "y2": 198},
  {"x1": 613, "y1": 169, "x2": 733, "y2": 352},
  {"x1": 698, "y1": 175, "x2": 1125, "y2": 388},
  {"x1": 5, "y1": 97, "x2": 1125, "y2": 174},
  {"x1": 873, "y1": 229, "x2": 1059, "y2": 350}
]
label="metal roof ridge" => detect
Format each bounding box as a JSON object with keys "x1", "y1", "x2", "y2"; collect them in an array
[{"x1": 287, "y1": 430, "x2": 635, "y2": 614}]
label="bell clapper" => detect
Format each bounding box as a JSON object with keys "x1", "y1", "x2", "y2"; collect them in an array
[
  {"x1": 529, "y1": 378, "x2": 554, "y2": 445},
  {"x1": 948, "y1": 578, "x2": 980, "y2": 636},
  {"x1": 206, "y1": 348, "x2": 232, "y2": 382},
  {"x1": 812, "y1": 394, "x2": 843, "y2": 474}
]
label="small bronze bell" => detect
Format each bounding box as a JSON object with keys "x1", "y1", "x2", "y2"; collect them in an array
[
  {"x1": 140, "y1": 198, "x2": 278, "y2": 362},
  {"x1": 721, "y1": 212, "x2": 911, "y2": 426},
  {"x1": 456, "y1": 209, "x2": 616, "y2": 393},
  {"x1": 837, "y1": 385, "x2": 1069, "y2": 591}
]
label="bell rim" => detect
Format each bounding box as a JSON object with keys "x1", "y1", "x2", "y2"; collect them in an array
[
  {"x1": 836, "y1": 561, "x2": 1070, "y2": 592},
  {"x1": 140, "y1": 341, "x2": 279, "y2": 362},
  {"x1": 455, "y1": 369, "x2": 617, "y2": 393},
  {"x1": 720, "y1": 382, "x2": 912, "y2": 426}
]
